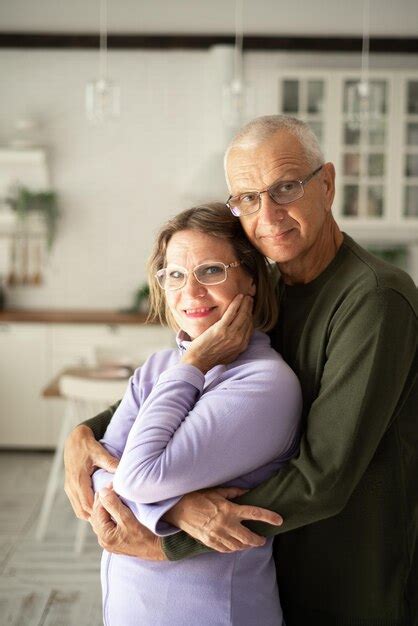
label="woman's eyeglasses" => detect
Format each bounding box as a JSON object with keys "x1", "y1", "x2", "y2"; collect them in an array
[{"x1": 155, "y1": 261, "x2": 241, "y2": 291}]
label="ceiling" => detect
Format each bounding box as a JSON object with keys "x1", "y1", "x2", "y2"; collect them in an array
[{"x1": 0, "y1": 0, "x2": 416, "y2": 37}]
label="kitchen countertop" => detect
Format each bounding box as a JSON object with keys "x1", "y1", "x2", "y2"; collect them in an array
[{"x1": 0, "y1": 309, "x2": 151, "y2": 324}]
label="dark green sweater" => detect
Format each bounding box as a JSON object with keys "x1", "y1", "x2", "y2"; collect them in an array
[{"x1": 85, "y1": 235, "x2": 417, "y2": 626}]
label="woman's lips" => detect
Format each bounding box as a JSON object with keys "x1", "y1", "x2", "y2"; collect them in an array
[{"x1": 183, "y1": 306, "x2": 217, "y2": 319}]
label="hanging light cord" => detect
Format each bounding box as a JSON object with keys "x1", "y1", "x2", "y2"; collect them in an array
[
  {"x1": 360, "y1": 0, "x2": 370, "y2": 93},
  {"x1": 99, "y1": 0, "x2": 108, "y2": 81},
  {"x1": 233, "y1": 0, "x2": 244, "y2": 85}
]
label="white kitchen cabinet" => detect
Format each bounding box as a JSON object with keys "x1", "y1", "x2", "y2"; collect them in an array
[
  {"x1": 0, "y1": 323, "x2": 51, "y2": 447},
  {"x1": 276, "y1": 70, "x2": 418, "y2": 234},
  {"x1": 0, "y1": 320, "x2": 173, "y2": 449}
]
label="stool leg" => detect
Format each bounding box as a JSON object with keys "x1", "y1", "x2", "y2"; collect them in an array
[{"x1": 35, "y1": 403, "x2": 73, "y2": 541}]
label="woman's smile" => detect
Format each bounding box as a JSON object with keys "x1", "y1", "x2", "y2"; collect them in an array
[{"x1": 183, "y1": 306, "x2": 218, "y2": 318}]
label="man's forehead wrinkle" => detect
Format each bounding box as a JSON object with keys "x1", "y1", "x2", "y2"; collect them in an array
[
  {"x1": 263, "y1": 153, "x2": 304, "y2": 176},
  {"x1": 229, "y1": 152, "x2": 308, "y2": 193}
]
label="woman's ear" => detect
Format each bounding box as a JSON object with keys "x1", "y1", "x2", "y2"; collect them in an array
[{"x1": 248, "y1": 279, "x2": 256, "y2": 297}]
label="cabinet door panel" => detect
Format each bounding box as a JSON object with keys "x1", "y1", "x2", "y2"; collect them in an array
[{"x1": 0, "y1": 323, "x2": 53, "y2": 448}]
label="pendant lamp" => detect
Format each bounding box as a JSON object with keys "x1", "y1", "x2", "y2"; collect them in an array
[{"x1": 86, "y1": 0, "x2": 120, "y2": 124}]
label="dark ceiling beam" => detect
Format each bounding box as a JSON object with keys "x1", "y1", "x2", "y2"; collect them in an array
[{"x1": 0, "y1": 32, "x2": 417, "y2": 53}]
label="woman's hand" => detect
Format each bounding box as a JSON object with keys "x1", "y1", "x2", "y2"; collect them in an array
[
  {"x1": 90, "y1": 487, "x2": 166, "y2": 560},
  {"x1": 181, "y1": 294, "x2": 254, "y2": 374},
  {"x1": 64, "y1": 425, "x2": 119, "y2": 520},
  {"x1": 164, "y1": 487, "x2": 283, "y2": 553}
]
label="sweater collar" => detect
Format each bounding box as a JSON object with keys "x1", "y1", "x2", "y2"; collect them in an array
[{"x1": 175, "y1": 329, "x2": 193, "y2": 354}]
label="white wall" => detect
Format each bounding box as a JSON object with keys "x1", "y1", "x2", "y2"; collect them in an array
[
  {"x1": 1, "y1": 0, "x2": 417, "y2": 36},
  {"x1": 1, "y1": 47, "x2": 417, "y2": 309},
  {"x1": 0, "y1": 47, "x2": 229, "y2": 309}
]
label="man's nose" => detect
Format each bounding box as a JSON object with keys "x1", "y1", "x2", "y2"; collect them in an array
[{"x1": 259, "y1": 190, "x2": 287, "y2": 223}]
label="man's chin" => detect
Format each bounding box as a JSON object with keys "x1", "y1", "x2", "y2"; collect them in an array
[
  {"x1": 257, "y1": 229, "x2": 300, "y2": 259},
  {"x1": 260, "y1": 242, "x2": 301, "y2": 264}
]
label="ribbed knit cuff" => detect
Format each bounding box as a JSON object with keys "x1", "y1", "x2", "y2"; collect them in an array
[
  {"x1": 162, "y1": 531, "x2": 212, "y2": 561},
  {"x1": 82, "y1": 410, "x2": 113, "y2": 441}
]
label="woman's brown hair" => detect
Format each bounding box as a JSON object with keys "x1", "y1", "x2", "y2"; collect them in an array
[{"x1": 147, "y1": 203, "x2": 278, "y2": 333}]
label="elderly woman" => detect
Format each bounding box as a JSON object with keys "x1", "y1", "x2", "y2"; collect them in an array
[{"x1": 92, "y1": 203, "x2": 301, "y2": 626}]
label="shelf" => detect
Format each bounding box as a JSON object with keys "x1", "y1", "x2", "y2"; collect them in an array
[
  {"x1": 0, "y1": 309, "x2": 151, "y2": 324},
  {"x1": 0, "y1": 148, "x2": 47, "y2": 164},
  {"x1": 0, "y1": 148, "x2": 50, "y2": 198}
]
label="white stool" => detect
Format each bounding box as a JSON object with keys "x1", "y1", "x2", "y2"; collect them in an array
[{"x1": 36, "y1": 374, "x2": 129, "y2": 553}]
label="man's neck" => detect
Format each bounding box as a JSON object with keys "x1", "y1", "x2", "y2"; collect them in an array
[{"x1": 278, "y1": 218, "x2": 344, "y2": 286}]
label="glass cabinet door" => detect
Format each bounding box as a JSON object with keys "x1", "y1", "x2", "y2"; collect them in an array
[
  {"x1": 276, "y1": 70, "x2": 418, "y2": 228},
  {"x1": 340, "y1": 78, "x2": 388, "y2": 219},
  {"x1": 280, "y1": 78, "x2": 326, "y2": 147},
  {"x1": 403, "y1": 80, "x2": 418, "y2": 218}
]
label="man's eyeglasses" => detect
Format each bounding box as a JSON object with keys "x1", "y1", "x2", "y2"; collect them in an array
[
  {"x1": 226, "y1": 165, "x2": 323, "y2": 217},
  {"x1": 155, "y1": 261, "x2": 242, "y2": 291}
]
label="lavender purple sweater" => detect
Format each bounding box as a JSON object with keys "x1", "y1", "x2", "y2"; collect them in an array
[{"x1": 93, "y1": 330, "x2": 302, "y2": 626}]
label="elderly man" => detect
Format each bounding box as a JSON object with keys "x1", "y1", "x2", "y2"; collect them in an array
[{"x1": 64, "y1": 115, "x2": 417, "y2": 625}]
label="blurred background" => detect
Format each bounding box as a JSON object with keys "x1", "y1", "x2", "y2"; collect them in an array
[{"x1": 0, "y1": 0, "x2": 417, "y2": 623}]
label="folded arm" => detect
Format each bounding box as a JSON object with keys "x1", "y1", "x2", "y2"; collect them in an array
[{"x1": 112, "y1": 361, "x2": 301, "y2": 504}]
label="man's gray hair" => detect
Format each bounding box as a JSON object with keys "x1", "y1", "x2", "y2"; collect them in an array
[{"x1": 224, "y1": 115, "x2": 325, "y2": 187}]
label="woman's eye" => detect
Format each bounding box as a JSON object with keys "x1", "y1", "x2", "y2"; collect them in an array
[
  {"x1": 169, "y1": 270, "x2": 184, "y2": 280},
  {"x1": 202, "y1": 265, "x2": 223, "y2": 275}
]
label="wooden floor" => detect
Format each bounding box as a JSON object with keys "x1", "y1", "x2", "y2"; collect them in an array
[{"x1": 0, "y1": 451, "x2": 103, "y2": 626}]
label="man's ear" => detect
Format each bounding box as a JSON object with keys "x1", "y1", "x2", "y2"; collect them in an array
[{"x1": 322, "y1": 162, "x2": 336, "y2": 213}]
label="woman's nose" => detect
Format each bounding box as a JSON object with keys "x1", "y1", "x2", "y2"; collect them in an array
[{"x1": 182, "y1": 273, "x2": 207, "y2": 297}]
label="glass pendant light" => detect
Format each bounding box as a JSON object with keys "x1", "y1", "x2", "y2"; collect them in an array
[
  {"x1": 86, "y1": 0, "x2": 120, "y2": 124},
  {"x1": 346, "y1": 0, "x2": 382, "y2": 131}
]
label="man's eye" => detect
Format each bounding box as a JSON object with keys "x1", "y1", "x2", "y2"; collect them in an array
[
  {"x1": 240, "y1": 192, "x2": 258, "y2": 204},
  {"x1": 276, "y1": 181, "x2": 299, "y2": 194}
]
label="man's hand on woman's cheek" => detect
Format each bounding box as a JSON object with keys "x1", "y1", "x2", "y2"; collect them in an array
[
  {"x1": 164, "y1": 487, "x2": 283, "y2": 553},
  {"x1": 89, "y1": 487, "x2": 166, "y2": 560},
  {"x1": 181, "y1": 294, "x2": 254, "y2": 374}
]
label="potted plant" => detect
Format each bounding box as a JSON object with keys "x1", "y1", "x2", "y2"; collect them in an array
[
  {"x1": 132, "y1": 282, "x2": 150, "y2": 313},
  {"x1": 6, "y1": 185, "x2": 60, "y2": 250}
]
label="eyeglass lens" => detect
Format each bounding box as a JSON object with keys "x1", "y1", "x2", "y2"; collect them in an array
[
  {"x1": 158, "y1": 263, "x2": 227, "y2": 290},
  {"x1": 230, "y1": 180, "x2": 304, "y2": 215}
]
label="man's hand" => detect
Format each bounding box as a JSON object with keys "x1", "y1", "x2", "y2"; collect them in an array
[
  {"x1": 181, "y1": 294, "x2": 253, "y2": 374},
  {"x1": 164, "y1": 487, "x2": 283, "y2": 553},
  {"x1": 64, "y1": 425, "x2": 119, "y2": 520},
  {"x1": 90, "y1": 487, "x2": 166, "y2": 560}
]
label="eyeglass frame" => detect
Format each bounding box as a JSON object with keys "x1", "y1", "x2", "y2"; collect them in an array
[
  {"x1": 155, "y1": 260, "x2": 242, "y2": 291},
  {"x1": 226, "y1": 164, "x2": 324, "y2": 217}
]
